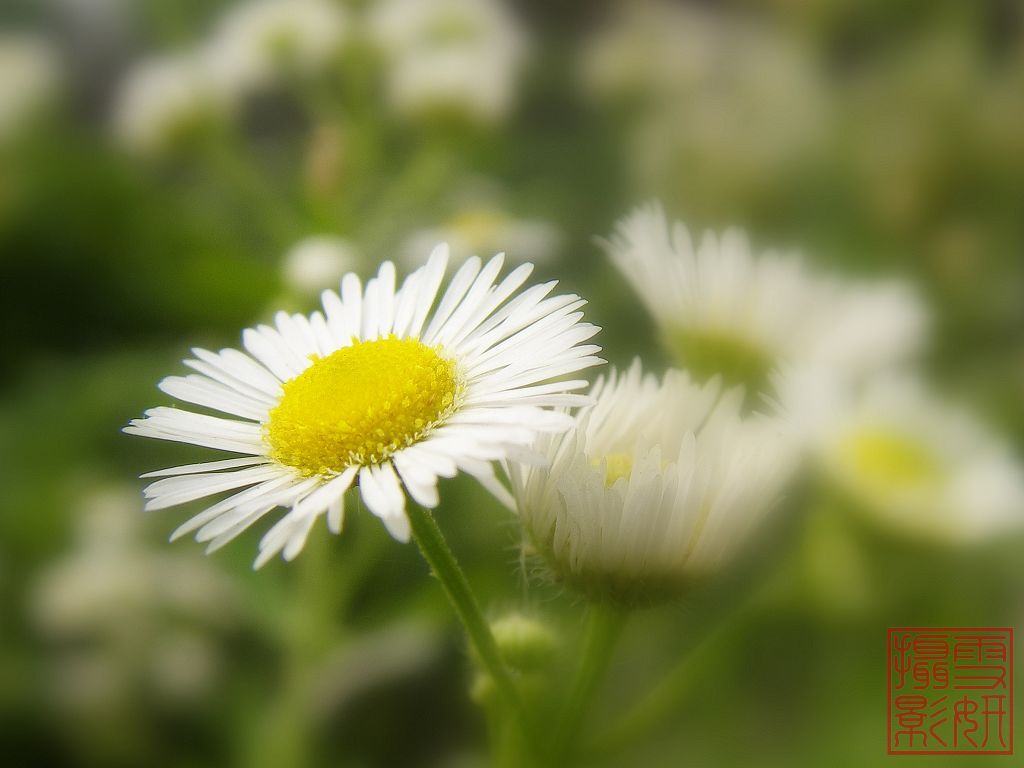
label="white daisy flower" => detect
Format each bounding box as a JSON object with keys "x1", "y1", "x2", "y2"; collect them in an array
[
  {"x1": 509, "y1": 361, "x2": 792, "y2": 603},
  {"x1": 605, "y1": 205, "x2": 928, "y2": 391},
  {"x1": 777, "y1": 370, "x2": 1024, "y2": 544},
  {"x1": 0, "y1": 34, "x2": 60, "y2": 142},
  {"x1": 126, "y1": 246, "x2": 602, "y2": 567},
  {"x1": 112, "y1": 51, "x2": 230, "y2": 154},
  {"x1": 368, "y1": 0, "x2": 528, "y2": 122},
  {"x1": 204, "y1": 0, "x2": 349, "y2": 95}
]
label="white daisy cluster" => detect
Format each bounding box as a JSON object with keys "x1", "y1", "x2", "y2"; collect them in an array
[
  {"x1": 127, "y1": 245, "x2": 601, "y2": 567},
  {"x1": 605, "y1": 204, "x2": 927, "y2": 392},
  {"x1": 777, "y1": 370, "x2": 1024, "y2": 544},
  {"x1": 0, "y1": 34, "x2": 60, "y2": 142},
  {"x1": 112, "y1": 0, "x2": 532, "y2": 154},
  {"x1": 510, "y1": 362, "x2": 792, "y2": 603},
  {"x1": 112, "y1": 0, "x2": 348, "y2": 154},
  {"x1": 368, "y1": 0, "x2": 528, "y2": 122},
  {"x1": 604, "y1": 202, "x2": 1024, "y2": 548}
]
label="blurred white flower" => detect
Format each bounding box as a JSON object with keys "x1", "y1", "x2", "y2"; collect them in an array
[
  {"x1": 150, "y1": 629, "x2": 221, "y2": 704},
  {"x1": 205, "y1": 0, "x2": 349, "y2": 95},
  {"x1": 582, "y1": 2, "x2": 828, "y2": 209},
  {"x1": 283, "y1": 235, "x2": 358, "y2": 295},
  {"x1": 605, "y1": 205, "x2": 928, "y2": 391},
  {"x1": 581, "y1": 0, "x2": 715, "y2": 102},
  {"x1": 509, "y1": 361, "x2": 792, "y2": 603},
  {"x1": 777, "y1": 371, "x2": 1024, "y2": 544},
  {"x1": 0, "y1": 34, "x2": 59, "y2": 141},
  {"x1": 32, "y1": 483, "x2": 241, "y2": 711},
  {"x1": 369, "y1": 0, "x2": 528, "y2": 122},
  {"x1": 112, "y1": 52, "x2": 230, "y2": 154},
  {"x1": 34, "y1": 486, "x2": 241, "y2": 635},
  {"x1": 315, "y1": 622, "x2": 443, "y2": 715},
  {"x1": 400, "y1": 207, "x2": 560, "y2": 270}
]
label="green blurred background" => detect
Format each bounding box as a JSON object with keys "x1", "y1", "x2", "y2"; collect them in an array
[{"x1": 1, "y1": 0, "x2": 1022, "y2": 766}]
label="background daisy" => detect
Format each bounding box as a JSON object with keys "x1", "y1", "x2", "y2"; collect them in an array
[
  {"x1": 605, "y1": 204, "x2": 927, "y2": 394},
  {"x1": 510, "y1": 361, "x2": 793, "y2": 603},
  {"x1": 368, "y1": 0, "x2": 528, "y2": 122},
  {"x1": 0, "y1": 33, "x2": 59, "y2": 143},
  {"x1": 778, "y1": 370, "x2": 1024, "y2": 544}
]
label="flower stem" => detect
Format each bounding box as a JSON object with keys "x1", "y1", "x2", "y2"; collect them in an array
[
  {"x1": 592, "y1": 575, "x2": 781, "y2": 755},
  {"x1": 247, "y1": 527, "x2": 332, "y2": 768},
  {"x1": 405, "y1": 503, "x2": 531, "y2": 741},
  {"x1": 593, "y1": 610, "x2": 740, "y2": 755},
  {"x1": 550, "y1": 604, "x2": 625, "y2": 763}
]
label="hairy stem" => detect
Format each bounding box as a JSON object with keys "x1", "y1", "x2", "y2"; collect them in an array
[
  {"x1": 550, "y1": 604, "x2": 626, "y2": 763},
  {"x1": 406, "y1": 503, "x2": 533, "y2": 747}
]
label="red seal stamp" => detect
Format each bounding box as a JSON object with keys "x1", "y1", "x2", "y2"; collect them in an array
[{"x1": 888, "y1": 627, "x2": 1014, "y2": 755}]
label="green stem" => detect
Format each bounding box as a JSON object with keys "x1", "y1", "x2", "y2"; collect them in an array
[
  {"x1": 591, "y1": 575, "x2": 782, "y2": 755},
  {"x1": 247, "y1": 529, "x2": 331, "y2": 768},
  {"x1": 405, "y1": 504, "x2": 531, "y2": 740},
  {"x1": 550, "y1": 604, "x2": 626, "y2": 763},
  {"x1": 594, "y1": 612, "x2": 738, "y2": 755},
  {"x1": 243, "y1": 519, "x2": 386, "y2": 768}
]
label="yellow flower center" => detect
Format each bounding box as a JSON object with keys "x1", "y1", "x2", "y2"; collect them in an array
[
  {"x1": 266, "y1": 336, "x2": 461, "y2": 476},
  {"x1": 593, "y1": 452, "x2": 635, "y2": 487},
  {"x1": 838, "y1": 428, "x2": 943, "y2": 494},
  {"x1": 449, "y1": 208, "x2": 505, "y2": 248}
]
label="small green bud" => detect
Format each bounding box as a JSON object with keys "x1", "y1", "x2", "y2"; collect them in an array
[
  {"x1": 470, "y1": 671, "x2": 495, "y2": 706},
  {"x1": 490, "y1": 613, "x2": 557, "y2": 673}
]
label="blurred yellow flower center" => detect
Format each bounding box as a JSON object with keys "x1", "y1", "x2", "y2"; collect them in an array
[
  {"x1": 266, "y1": 336, "x2": 460, "y2": 476},
  {"x1": 594, "y1": 453, "x2": 634, "y2": 487},
  {"x1": 428, "y1": 13, "x2": 480, "y2": 45},
  {"x1": 839, "y1": 428, "x2": 942, "y2": 492},
  {"x1": 450, "y1": 208, "x2": 505, "y2": 247}
]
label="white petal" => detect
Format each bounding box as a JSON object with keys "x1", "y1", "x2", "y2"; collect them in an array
[
  {"x1": 190, "y1": 347, "x2": 282, "y2": 395},
  {"x1": 376, "y1": 261, "x2": 396, "y2": 337},
  {"x1": 140, "y1": 456, "x2": 269, "y2": 478},
  {"x1": 242, "y1": 327, "x2": 302, "y2": 382},
  {"x1": 393, "y1": 451, "x2": 440, "y2": 508},
  {"x1": 358, "y1": 465, "x2": 409, "y2": 542},
  {"x1": 431, "y1": 253, "x2": 504, "y2": 346},
  {"x1": 143, "y1": 464, "x2": 284, "y2": 510},
  {"x1": 158, "y1": 375, "x2": 268, "y2": 421},
  {"x1": 422, "y1": 255, "x2": 481, "y2": 342},
  {"x1": 169, "y1": 474, "x2": 296, "y2": 541},
  {"x1": 340, "y1": 272, "x2": 363, "y2": 340},
  {"x1": 407, "y1": 243, "x2": 449, "y2": 338}
]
